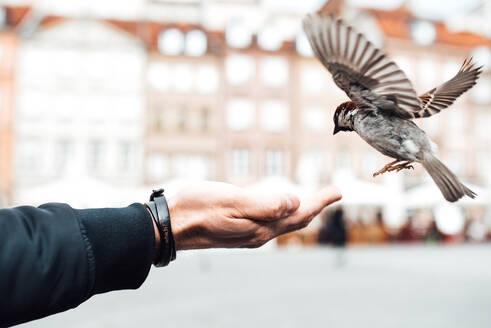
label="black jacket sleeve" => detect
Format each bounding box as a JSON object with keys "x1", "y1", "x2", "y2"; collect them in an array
[{"x1": 0, "y1": 202, "x2": 155, "y2": 327}]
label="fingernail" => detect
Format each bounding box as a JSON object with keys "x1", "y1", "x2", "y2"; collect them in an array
[
  {"x1": 284, "y1": 194, "x2": 297, "y2": 213},
  {"x1": 286, "y1": 197, "x2": 293, "y2": 212}
]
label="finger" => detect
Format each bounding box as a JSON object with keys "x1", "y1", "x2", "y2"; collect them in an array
[
  {"x1": 234, "y1": 190, "x2": 300, "y2": 221},
  {"x1": 272, "y1": 186, "x2": 342, "y2": 235}
]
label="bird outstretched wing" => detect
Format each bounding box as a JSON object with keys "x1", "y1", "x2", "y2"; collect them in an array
[
  {"x1": 303, "y1": 13, "x2": 421, "y2": 119},
  {"x1": 413, "y1": 58, "x2": 483, "y2": 118}
]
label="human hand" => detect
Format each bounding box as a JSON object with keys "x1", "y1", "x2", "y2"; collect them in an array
[{"x1": 165, "y1": 181, "x2": 342, "y2": 250}]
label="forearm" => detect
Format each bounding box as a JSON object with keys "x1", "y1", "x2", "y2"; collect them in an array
[
  {"x1": 0, "y1": 181, "x2": 341, "y2": 326},
  {"x1": 0, "y1": 203, "x2": 155, "y2": 326}
]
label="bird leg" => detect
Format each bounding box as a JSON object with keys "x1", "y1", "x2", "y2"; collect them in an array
[
  {"x1": 391, "y1": 161, "x2": 414, "y2": 173},
  {"x1": 373, "y1": 159, "x2": 400, "y2": 177},
  {"x1": 373, "y1": 160, "x2": 414, "y2": 177}
]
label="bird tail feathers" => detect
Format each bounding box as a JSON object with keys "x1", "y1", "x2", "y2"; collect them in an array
[{"x1": 422, "y1": 154, "x2": 476, "y2": 202}]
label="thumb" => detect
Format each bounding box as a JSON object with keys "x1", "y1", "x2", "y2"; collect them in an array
[
  {"x1": 272, "y1": 186, "x2": 342, "y2": 234},
  {"x1": 235, "y1": 190, "x2": 300, "y2": 220}
]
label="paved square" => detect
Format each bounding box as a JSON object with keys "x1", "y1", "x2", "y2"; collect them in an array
[{"x1": 20, "y1": 245, "x2": 491, "y2": 328}]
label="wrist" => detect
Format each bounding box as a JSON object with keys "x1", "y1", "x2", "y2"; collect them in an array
[
  {"x1": 145, "y1": 189, "x2": 176, "y2": 267},
  {"x1": 167, "y1": 197, "x2": 185, "y2": 251},
  {"x1": 147, "y1": 207, "x2": 161, "y2": 264}
]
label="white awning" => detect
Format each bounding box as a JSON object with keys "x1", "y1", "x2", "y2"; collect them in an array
[
  {"x1": 332, "y1": 169, "x2": 388, "y2": 205},
  {"x1": 405, "y1": 180, "x2": 490, "y2": 208},
  {"x1": 15, "y1": 176, "x2": 122, "y2": 208}
]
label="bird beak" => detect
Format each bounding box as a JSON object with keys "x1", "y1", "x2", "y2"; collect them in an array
[{"x1": 333, "y1": 126, "x2": 340, "y2": 135}]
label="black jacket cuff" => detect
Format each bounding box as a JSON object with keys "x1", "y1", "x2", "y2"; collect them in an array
[{"x1": 75, "y1": 203, "x2": 155, "y2": 296}]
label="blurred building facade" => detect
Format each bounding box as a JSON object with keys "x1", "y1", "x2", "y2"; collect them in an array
[
  {"x1": 0, "y1": 0, "x2": 489, "y2": 224},
  {"x1": 134, "y1": 0, "x2": 491, "y2": 191},
  {"x1": 135, "y1": 0, "x2": 368, "y2": 187},
  {"x1": 12, "y1": 12, "x2": 146, "y2": 190},
  {"x1": 142, "y1": 23, "x2": 224, "y2": 183}
]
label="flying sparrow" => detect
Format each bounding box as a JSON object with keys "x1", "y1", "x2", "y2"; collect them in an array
[{"x1": 303, "y1": 13, "x2": 483, "y2": 202}]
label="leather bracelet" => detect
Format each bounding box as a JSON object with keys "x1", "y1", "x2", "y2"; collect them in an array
[{"x1": 145, "y1": 188, "x2": 176, "y2": 267}]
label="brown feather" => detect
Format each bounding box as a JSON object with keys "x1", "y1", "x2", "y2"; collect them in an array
[{"x1": 413, "y1": 57, "x2": 483, "y2": 119}]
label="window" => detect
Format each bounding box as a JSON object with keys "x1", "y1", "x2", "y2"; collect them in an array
[
  {"x1": 445, "y1": 152, "x2": 463, "y2": 175},
  {"x1": 196, "y1": 64, "x2": 219, "y2": 94},
  {"x1": 158, "y1": 28, "x2": 185, "y2": 55},
  {"x1": 471, "y1": 76, "x2": 491, "y2": 105},
  {"x1": 18, "y1": 138, "x2": 43, "y2": 176},
  {"x1": 226, "y1": 22, "x2": 252, "y2": 49},
  {"x1": 296, "y1": 149, "x2": 324, "y2": 185},
  {"x1": 392, "y1": 56, "x2": 414, "y2": 81},
  {"x1": 19, "y1": 91, "x2": 45, "y2": 120},
  {"x1": 226, "y1": 98, "x2": 254, "y2": 131},
  {"x1": 300, "y1": 65, "x2": 326, "y2": 94},
  {"x1": 477, "y1": 152, "x2": 491, "y2": 177},
  {"x1": 418, "y1": 58, "x2": 437, "y2": 89},
  {"x1": 303, "y1": 105, "x2": 326, "y2": 132},
  {"x1": 260, "y1": 100, "x2": 288, "y2": 132},
  {"x1": 200, "y1": 107, "x2": 210, "y2": 131},
  {"x1": 87, "y1": 140, "x2": 104, "y2": 173},
  {"x1": 56, "y1": 49, "x2": 80, "y2": 78},
  {"x1": 119, "y1": 141, "x2": 132, "y2": 172},
  {"x1": 362, "y1": 152, "x2": 378, "y2": 175},
  {"x1": 421, "y1": 115, "x2": 439, "y2": 136},
  {"x1": 443, "y1": 60, "x2": 460, "y2": 80},
  {"x1": 231, "y1": 149, "x2": 250, "y2": 177},
  {"x1": 147, "y1": 62, "x2": 171, "y2": 91},
  {"x1": 153, "y1": 106, "x2": 166, "y2": 132},
  {"x1": 296, "y1": 32, "x2": 314, "y2": 57},
  {"x1": 448, "y1": 106, "x2": 464, "y2": 132},
  {"x1": 147, "y1": 153, "x2": 169, "y2": 182},
  {"x1": 410, "y1": 20, "x2": 436, "y2": 46},
  {"x1": 257, "y1": 26, "x2": 283, "y2": 51},
  {"x1": 476, "y1": 113, "x2": 491, "y2": 137},
  {"x1": 176, "y1": 107, "x2": 187, "y2": 131},
  {"x1": 260, "y1": 56, "x2": 289, "y2": 87},
  {"x1": 336, "y1": 150, "x2": 352, "y2": 169},
  {"x1": 266, "y1": 150, "x2": 284, "y2": 176},
  {"x1": 85, "y1": 95, "x2": 108, "y2": 122},
  {"x1": 185, "y1": 30, "x2": 207, "y2": 57},
  {"x1": 225, "y1": 55, "x2": 254, "y2": 85},
  {"x1": 53, "y1": 94, "x2": 74, "y2": 122},
  {"x1": 172, "y1": 154, "x2": 212, "y2": 180},
  {"x1": 0, "y1": 8, "x2": 6, "y2": 28},
  {"x1": 154, "y1": 0, "x2": 200, "y2": 3},
  {"x1": 173, "y1": 63, "x2": 193, "y2": 93},
  {"x1": 54, "y1": 139, "x2": 71, "y2": 175},
  {"x1": 472, "y1": 46, "x2": 491, "y2": 70}
]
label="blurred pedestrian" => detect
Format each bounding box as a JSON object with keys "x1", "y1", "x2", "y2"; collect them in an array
[
  {"x1": 318, "y1": 208, "x2": 346, "y2": 247},
  {"x1": 365, "y1": 211, "x2": 386, "y2": 244},
  {"x1": 399, "y1": 216, "x2": 415, "y2": 242},
  {"x1": 465, "y1": 217, "x2": 487, "y2": 243},
  {"x1": 424, "y1": 219, "x2": 441, "y2": 244}
]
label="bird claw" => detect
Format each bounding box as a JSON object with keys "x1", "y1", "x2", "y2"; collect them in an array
[
  {"x1": 395, "y1": 164, "x2": 414, "y2": 172},
  {"x1": 372, "y1": 161, "x2": 413, "y2": 177},
  {"x1": 373, "y1": 169, "x2": 387, "y2": 177}
]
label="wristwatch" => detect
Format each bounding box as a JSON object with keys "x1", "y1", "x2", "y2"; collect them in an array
[{"x1": 145, "y1": 188, "x2": 176, "y2": 267}]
